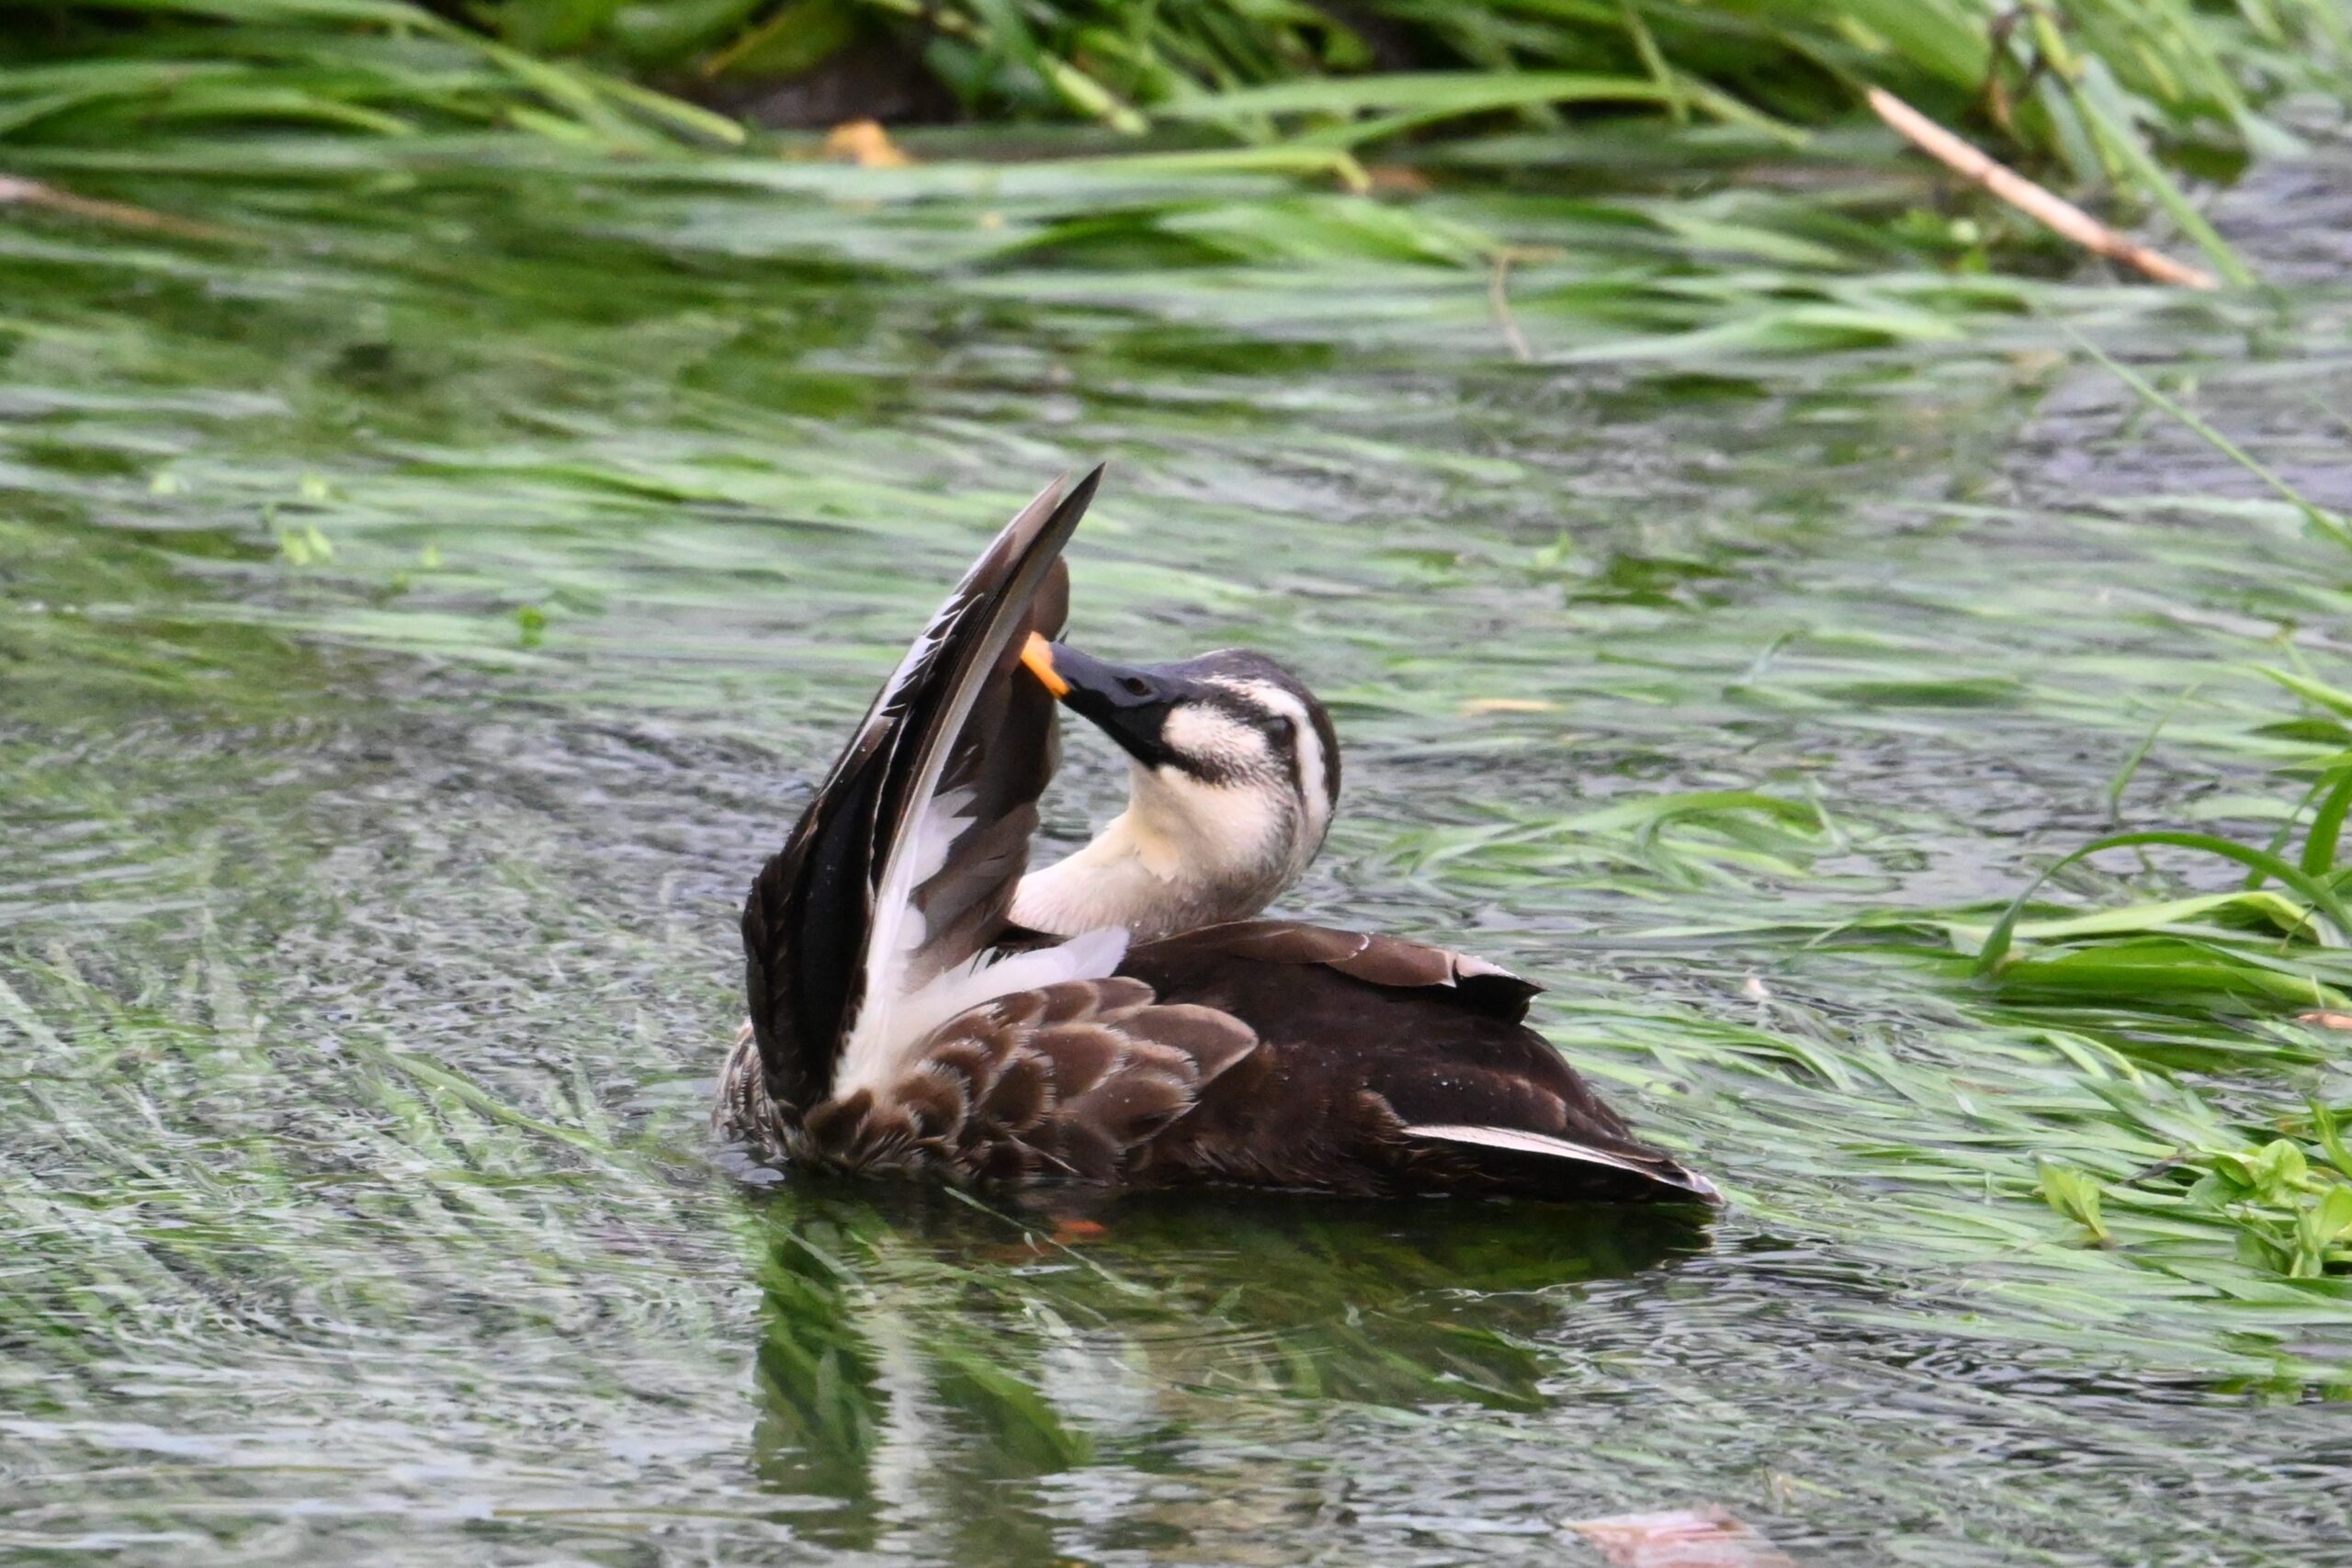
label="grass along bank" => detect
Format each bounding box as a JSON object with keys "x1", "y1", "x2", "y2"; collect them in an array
[{"x1": 7, "y1": 0, "x2": 2350, "y2": 288}]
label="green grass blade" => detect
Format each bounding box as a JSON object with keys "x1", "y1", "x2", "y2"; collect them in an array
[
  {"x1": 2054, "y1": 321, "x2": 2352, "y2": 549},
  {"x1": 1975, "y1": 829, "x2": 2352, "y2": 976},
  {"x1": 2302, "y1": 767, "x2": 2352, "y2": 881},
  {"x1": 1158, "y1": 72, "x2": 1677, "y2": 125}
]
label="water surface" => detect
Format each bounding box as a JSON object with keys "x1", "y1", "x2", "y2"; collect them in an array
[{"x1": 4, "y1": 136, "x2": 2351, "y2": 1565}]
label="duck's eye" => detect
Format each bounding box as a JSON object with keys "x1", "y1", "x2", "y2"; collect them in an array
[{"x1": 1120, "y1": 675, "x2": 1153, "y2": 698}]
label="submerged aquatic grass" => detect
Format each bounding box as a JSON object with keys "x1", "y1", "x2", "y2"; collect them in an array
[{"x1": 1818, "y1": 747, "x2": 2352, "y2": 1314}]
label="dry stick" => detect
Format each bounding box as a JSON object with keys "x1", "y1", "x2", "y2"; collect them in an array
[
  {"x1": 1865, "y1": 86, "x2": 2216, "y2": 289},
  {"x1": 0, "y1": 174, "x2": 239, "y2": 243},
  {"x1": 1487, "y1": 247, "x2": 1534, "y2": 364}
]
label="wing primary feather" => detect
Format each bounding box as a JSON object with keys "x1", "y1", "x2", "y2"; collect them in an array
[
  {"x1": 1401, "y1": 1123, "x2": 1722, "y2": 1202},
  {"x1": 742, "y1": 466, "x2": 1107, "y2": 1114}
]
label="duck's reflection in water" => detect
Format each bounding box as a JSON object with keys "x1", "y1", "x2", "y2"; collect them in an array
[{"x1": 743, "y1": 1181, "x2": 1706, "y2": 1559}]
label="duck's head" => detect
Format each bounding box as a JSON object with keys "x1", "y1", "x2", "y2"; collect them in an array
[{"x1": 1009, "y1": 636, "x2": 1339, "y2": 942}]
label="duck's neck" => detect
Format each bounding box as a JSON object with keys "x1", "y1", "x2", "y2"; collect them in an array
[{"x1": 1010, "y1": 764, "x2": 1293, "y2": 943}]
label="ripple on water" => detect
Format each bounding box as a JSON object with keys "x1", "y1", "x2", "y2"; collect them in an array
[{"x1": 4, "y1": 138, "x2": 2352, "y2": 1566}]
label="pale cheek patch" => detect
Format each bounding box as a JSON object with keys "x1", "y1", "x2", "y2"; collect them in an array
[{"x1": 1160, "y1": 704, "x2": 1261, "y2": 771}]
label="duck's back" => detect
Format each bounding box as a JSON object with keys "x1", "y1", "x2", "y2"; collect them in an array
[{"x1": 1114, "y1": 921, "x2": 1716, "y2": 1202}]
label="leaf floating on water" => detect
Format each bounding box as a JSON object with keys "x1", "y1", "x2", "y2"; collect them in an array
[
  {"x1": 1565, "y1": 1506, "x2": 1797, "y2": 1567},
  {"x1": 824, "y1": 119, "x2": 911, "y2": 168}
]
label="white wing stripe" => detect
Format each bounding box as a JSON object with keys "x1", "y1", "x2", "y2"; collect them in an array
[
  {"x1": 1402, "y1": 1123, "x2": 1720, "y2": 1198},
  {"x1": 830, "y1": 474, "x2": 1121, "y2": 1100}
]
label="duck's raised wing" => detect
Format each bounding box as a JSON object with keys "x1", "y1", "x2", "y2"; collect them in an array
[{"x1": 742, "y1": 468, "x2": 1104, "y2": 1116}]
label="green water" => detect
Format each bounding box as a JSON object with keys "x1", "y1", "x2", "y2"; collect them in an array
[{"x1": 4, "y1": 137, "x2": 2351, "y2": 1565}]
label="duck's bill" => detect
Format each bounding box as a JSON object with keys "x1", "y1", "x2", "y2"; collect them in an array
[
  {"x1": 1021, "y1": 636, "x2": 1179, "y2": 768},
  {"x1": 1019, "y1": 632, "x2": 1072, "y2": 697}
]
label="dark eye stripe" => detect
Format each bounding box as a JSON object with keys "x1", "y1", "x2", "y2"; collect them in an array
[
  {"x1": 1307, "y1": 702, "x2": 1340, "y2": 810},
  {"x1": 1172, "y1": 679, "x2": 1340, "y2": 818}
]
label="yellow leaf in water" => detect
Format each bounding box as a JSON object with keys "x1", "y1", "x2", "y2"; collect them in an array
[
  {"x1": 1460, "y1": 697, "x2": 1558, "y2": 715},
  {"x1": 824, "y1": 120, "x2": 910, "y2": 168}
]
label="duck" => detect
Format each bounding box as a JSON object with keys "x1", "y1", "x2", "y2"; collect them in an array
[{"x1": 718, "y1": 468, "x2": 1719, "y2": 1204}]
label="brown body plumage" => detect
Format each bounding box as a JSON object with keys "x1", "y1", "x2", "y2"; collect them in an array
[{"x1": 718, "y1": 470, "x2": 1718, "y2": 1206}]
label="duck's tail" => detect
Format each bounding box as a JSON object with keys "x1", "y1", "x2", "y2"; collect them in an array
[{"x1": 1402, "y1": 1123, "x2": 1723, "y2": 1204}]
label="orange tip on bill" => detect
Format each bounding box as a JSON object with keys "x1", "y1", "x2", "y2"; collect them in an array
[{"x1": 1021, "y1": 632, "x2": 1069, "y2": 696}]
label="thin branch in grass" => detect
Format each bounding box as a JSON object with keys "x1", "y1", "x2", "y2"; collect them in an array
[
  {"x1": 2057, "y1": 58, "x2": 2256, "y2": 288},
  {"x1": 1488, "y1": 247, "x2": 1534, "y2": 364},
  {"x1": 0, "y1": 174, "x2": 242, "y2": 243},
  {"x1": 1865, "y1": 87, "x2": 2215, "y2": 288}
]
